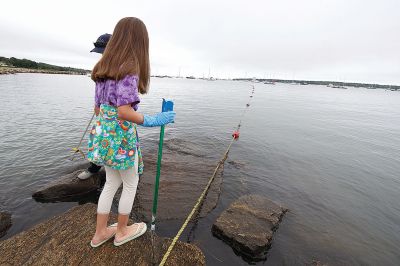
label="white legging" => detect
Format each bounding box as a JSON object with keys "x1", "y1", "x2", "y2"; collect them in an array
[{"x1": 97, "y1": 152, "x2": 139, "y2": 215}]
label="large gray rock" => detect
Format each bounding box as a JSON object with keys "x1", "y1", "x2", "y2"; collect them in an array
[
  {"x1": 212, "y1": 194, "x2": 287, "y2": 261},
  {"x1": 0, "y1": 203, "x2": 205, "y2": 266},
  {"x1": 32, "y1": 138, "x2": 224, "y2": 221},
  {"x1": 32, "y1": 169, "x2": 106, "y2": 202},
  {"x1": 0, "y1": 212, "x2": 12, "y2": 238}
]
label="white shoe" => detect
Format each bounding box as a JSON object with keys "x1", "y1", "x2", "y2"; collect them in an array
[
  {"x1": 113, "y1": 223, "x2": 147, "y2": 246},
  {"x1": 77, "y1": 170, "x2": 93, "y2": 180}
]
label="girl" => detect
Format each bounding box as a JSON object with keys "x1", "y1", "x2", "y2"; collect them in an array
[{"x1": 88, "y1": 17, "x2": 176, "y2": 247}]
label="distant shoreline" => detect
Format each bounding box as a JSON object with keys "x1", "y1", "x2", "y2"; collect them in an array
[
  {"x1": 238, "y1": 78, "x2": 400, "y2": 90},
  {"x1": 0, "y1": 56, "x2": 90, "y2": 76},
  {"x1": 1, "y1": 63, "x2": 398, "y2": 90},
  {"x1": 0, "y1": 66, "x2": 88, "y2": 76},
  {"x1": 153, "y1": 75, "x2": 400, "y2": 90}
]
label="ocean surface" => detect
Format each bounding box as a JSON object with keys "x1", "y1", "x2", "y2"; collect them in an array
[{"x1": 0, "y1": 73, "x2": 399, "y2": 265}]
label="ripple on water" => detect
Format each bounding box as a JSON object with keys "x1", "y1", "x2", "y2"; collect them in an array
[{"x1": 1, "y1": 75, "x2": 400, "y2": 265}]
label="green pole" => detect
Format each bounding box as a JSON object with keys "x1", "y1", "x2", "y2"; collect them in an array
[
  {"x1": 151, "y1": 124, "x2": 165, "y2": 231},
  {"x1": 150, "y1": 98, "x2": 173, "y2": 232}
]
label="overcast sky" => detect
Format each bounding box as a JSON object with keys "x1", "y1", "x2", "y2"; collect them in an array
[{"x1": 1, "y1": 0, "x2": 399, "y2": 84}]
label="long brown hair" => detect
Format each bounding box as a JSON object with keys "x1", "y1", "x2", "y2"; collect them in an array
[{"x1": 91, "y1": 17, "x2": 150, "y2": 94}]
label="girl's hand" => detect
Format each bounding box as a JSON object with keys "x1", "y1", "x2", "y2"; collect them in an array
[{"x1": 142, "y1": 111, "x2": 176, "y2": 127}]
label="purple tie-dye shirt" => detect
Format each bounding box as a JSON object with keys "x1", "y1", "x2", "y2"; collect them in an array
[{"x1": 94, "y1": 74, "x2": 140, "y2": 111}]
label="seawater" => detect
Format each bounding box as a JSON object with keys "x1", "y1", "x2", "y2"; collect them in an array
[{"x1": 0, "y1": 74, "x2": 399, "y2": 265}]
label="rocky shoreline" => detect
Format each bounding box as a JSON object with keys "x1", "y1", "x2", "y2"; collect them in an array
[
  {"x1": 0, "y1": 66, "x2": 88, "y2": 75},
  {"x1": 6, "y1": 137, "x2": 288, "y2": 263},
  {"x1": 0, "y1": 204, "x2": 205, "y2": 265}
]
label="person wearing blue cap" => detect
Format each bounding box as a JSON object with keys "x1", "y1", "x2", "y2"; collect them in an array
[
  {"x1": 77, "y1": 33, "x2": 112, "y2": 180},
  {"x1": 90, "y1": 33, "x2": 112, "y2": 54}
]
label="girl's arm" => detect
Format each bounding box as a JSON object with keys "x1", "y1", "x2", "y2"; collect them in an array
[
  {"x1": 118, "y1": 104, "x2": 175, "y2": 127},
  {"x1": 118, "y1": 104, "x2": 144, "y2": 124},
  {"x1": 94, "y1": 106, "x2": 100, "y2": 116}
]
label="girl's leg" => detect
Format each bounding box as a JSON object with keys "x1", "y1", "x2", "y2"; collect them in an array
[
  {"x1": 115, "y1": 153, "x2": 141, "y2": 241},
  {"x1": 91, "y1": 166, "x2": 122, "y2": 244}
]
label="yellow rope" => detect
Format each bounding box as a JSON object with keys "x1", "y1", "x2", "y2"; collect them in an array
[
  {"x1": 159, "y1": 136, "x2": 236, "y2": 266},
  {"x1": 159, "y1": 84, "x2": 255, "y2": 265},
  {"x1": 70, "y1": 112, "x2": 95, "y2": 160}
]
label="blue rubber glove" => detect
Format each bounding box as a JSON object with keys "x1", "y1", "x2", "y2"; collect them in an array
[{"x1": 142, "y1": 111, "x2": 176, "y2": 127}]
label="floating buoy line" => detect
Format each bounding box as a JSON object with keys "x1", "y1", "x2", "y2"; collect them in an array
[{"x1": 159, "y1": 84, "x2": 255, "y2": 266}]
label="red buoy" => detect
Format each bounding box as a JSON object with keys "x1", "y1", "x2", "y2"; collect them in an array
[{"x1": 232, "y1": 130, "x2": 240, "y2": 140}]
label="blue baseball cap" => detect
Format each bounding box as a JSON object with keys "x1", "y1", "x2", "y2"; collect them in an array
[{"x1": 90, "y1": 33, "x2": 112, "y2": 54}]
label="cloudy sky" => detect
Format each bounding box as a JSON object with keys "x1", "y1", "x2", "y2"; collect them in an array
[{"x1": 1, "y1": 0, "x2": 399, "y2": 84}]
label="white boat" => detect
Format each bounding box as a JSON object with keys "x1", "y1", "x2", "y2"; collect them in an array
[{"x1": 264, "y1": 81, "x2": 275, "y2": 85}]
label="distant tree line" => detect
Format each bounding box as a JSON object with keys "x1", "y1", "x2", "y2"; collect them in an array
[{"x1": 0, "y1": 56, "x2": 89, "y2": 74}]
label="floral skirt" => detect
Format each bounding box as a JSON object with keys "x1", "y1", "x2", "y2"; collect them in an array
[{"x1": 87, "y1": 104, "x2": 144, "y2": 173}]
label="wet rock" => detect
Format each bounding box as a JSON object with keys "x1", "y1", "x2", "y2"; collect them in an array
[
  {"x1": 308, "y1": 260, "x2": 328, "y2": 266},
  {"x1": 212, "y1": 194, "x2": 287, "y2": 261},
  {"x1": 32, "y1": 169, "x2": 105, "y2": 202},
  {"x1": 0, "y1": 203, "x2": 205, "y2": 265},
  {"x1": 0, "y1": 212, "x2": 12, "y2": 238},
  {"x1": 32, "y1": 137, "x2": 224, "y2": 221},
  {"x1": 130, "y1": 142, "x2": 223, "y2": 222},
  {"x1": 227, "y1": 160, "x2": 246, "y2": 169},
  {"x1": 163, "y1": 138, "x2": 207, "y2": 158}
]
